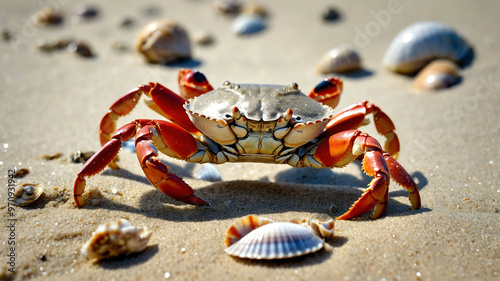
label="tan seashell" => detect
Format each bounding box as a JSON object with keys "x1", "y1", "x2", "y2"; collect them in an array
[
  {"x1": 316, "y1": 46, "x2": 361, "y2": 74},
  {"x1": 383, "y1": 21, "x2": 472, "y2": 74},
  {"x1": 13, "y1": 183, "x2": 44, "y2": 206},
  {"x1": 136, "y1": 20, "x2": 191, "y2": 64},
  {"x1": 289, "y1": 218, "x2": 335, "y2": 242},
  {"x1": 412, "y1": 60, "x2": 460, "y2": 91},
  {"x1": 81, "y1": 219, "x2": 152, "y2": 260}
]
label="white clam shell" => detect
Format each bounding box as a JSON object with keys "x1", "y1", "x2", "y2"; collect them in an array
[
  {"x1": 225, "y1": 222, "x2": 324, "y2": 259},
  {"x1": 316, "y1": 46, "x2": 361, "y2": 74},
  {"x1": 412, "y1": 59, "x2": 461, "y2": 91},
  {"x1": 232, "y1": 15, "x2": 266, "y2": 35},
  {"x1": 383, "y1": 21, "x2": 472, "y2": 74},
  {"x1": 81, "y1": 219, "x2": 152, "y2": 260},
  {"x1": 13, "y1": 182, "x2": 44, "y2": 206},
  {"x1": 194, "y1": 163, "x2": 223, "y2": 182}
]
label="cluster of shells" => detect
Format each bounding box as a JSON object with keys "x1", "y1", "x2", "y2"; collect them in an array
[
  {"x1": 316, "y1": 21, "x2": 471, "y2": 92},
  {"x1": 225, "y1": 215, "x2": 334, "y2": 260}
]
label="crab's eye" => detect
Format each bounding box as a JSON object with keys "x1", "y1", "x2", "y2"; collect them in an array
[
  {"x1": 314, "y1": 79, "x2": 336, "y2": 93},
  {"x1": 193, "y1": 71, "x2": 207, "y2": 83},
  {"x1": 295, "y1": 116, "x2": 302, "y2": 121},
  {"x1": 224, "y1": 114, "x2": 232, "y2": 119}
]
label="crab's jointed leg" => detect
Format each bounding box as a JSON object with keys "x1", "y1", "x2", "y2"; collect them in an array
[
  {"x1": 312, "y1": 130, "x2": 420, "y2": 220},
  {"x1": 321, "y1": 101, "x2": 400, "y2": 158},
  {"x1": 74, "y1": 120, "x2": 209, "y2": 208},
  {"x1": 99, "y1": 72, "x2": 213, "y2": 168}
]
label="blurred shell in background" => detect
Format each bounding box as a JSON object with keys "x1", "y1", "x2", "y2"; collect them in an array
[
  {"x1": 412, "y1": 59, "x2": 461, "y2": 91},
  {"x1": 136, "y1": 20, "x2": 192, "y2": 64},
  {"x1": 383, "y1": 21, "x2": 472, "y2": 74},
  {"x1": 316, "y1": 46, "x2": 362, "y2": 74}
]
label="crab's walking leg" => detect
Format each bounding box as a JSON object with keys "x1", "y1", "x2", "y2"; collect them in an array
[
  {"x1": 99, "y1": 82, "x2": 203, "y2": 168},
  {"x1": 322, "y1": 101, "x2": 400, "y2": 159},
  {"x1": 134, "y1": 120, "x2": 209, "y2": 206},
  {"x1": 74, "y1": 122, "x2": 137, "y2": 208},
  {"x1": 312, "y1": 130, "x2": 420, "y2": 219},
  {"x1": 74, "y1": 119, "x2": 209, "y2": 208}
]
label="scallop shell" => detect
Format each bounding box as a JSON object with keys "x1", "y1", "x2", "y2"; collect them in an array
[
  {"x1": 194, "y1": 163, "x2": 223, "y2": 182},
  {"x1": 135, "y1": 20, "x2": 191, "y2": 64},
  {"x1": 316, "y1": 46, "x2": 361, "y2": 74},
  {"x1": 13, "y1": 183, "x2": 44, "y2": 206},
  {"x1": 225, "y1": 214, "x2": 275, "y2": 246},
  {"x1": 383, "y1": 21, "x2": 472, "y2": 74},
  {"x1": 225, "y1": 222, "x2": 324, "y2": 259},
  {"x1": 412, "y1": 59, "x2": 461, "y2": 91},
  {"x1": 81, "y1": 219, "x2": 152, "y2": 260}
]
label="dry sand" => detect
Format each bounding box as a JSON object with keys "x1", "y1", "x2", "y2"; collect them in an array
[{"x1": 1, "y1": 0, "x2": 499, "y2": 280}]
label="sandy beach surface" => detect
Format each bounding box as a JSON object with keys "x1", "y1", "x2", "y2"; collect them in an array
[{"x1": 1, "y1": 0, "x2": 499, "y2": 280}]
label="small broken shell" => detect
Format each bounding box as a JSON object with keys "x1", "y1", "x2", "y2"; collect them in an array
[
  {"x1": 383, "y1": 21, "x2": 472, "y2": 74},
  {"x1": 225, "y1": 215, "x2": 334, "y2": 259},
  {"x1": 316, "y1": 46, "x2": 361, "y2": 74},
  {"x1": 13, "y1": 183, "x2": 44, "y2": 206},
  {"x1": 136, "y1": 20, "x2": 192, "y2": 64},
  {"x1": 213, "y1": 0, "x2": 241, "y2": 16},
  {"x1": 81, "y1": 219, "x2": 152, "y2": 260},
  {"x1": 225, "y1": 222, "x2": 324, "y2": 259},
  {"x1": 70, "y1": 151, "x2": 95, "y2": 163},
  {"x1": 289, "y1": 218, "x2": 335, "y2": 242},
  {"x1": 194, "y1": 163, "x2": 222, "y2": 182},
  {"x1": 412, "y1": 59, "x2": 461, "y2": 91},
  {"x1": 33, "y1": 8, "x2": 63, "y2": 25}
]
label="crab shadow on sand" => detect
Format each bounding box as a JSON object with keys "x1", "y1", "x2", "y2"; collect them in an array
[{"x1": 95, "y1": 159, "x2": 429, "y2": 222}]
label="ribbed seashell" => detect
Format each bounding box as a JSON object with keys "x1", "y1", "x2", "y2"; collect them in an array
[
  {"x1": 194, "y1": 163, "x2": 223, "y2": 182},
  {"x1": 225, "y1": 214, "x2": 275, "y2": 246},
  {"x1": 289, "y1": 218, "x2": 335, "y2": 242},
  {"x1": 383, "y1": 21, "x2": 472, "y2": 74},
  {"x1": 232, "y1": 15, "x2": 266, "y2": 35},
  {"x1": 13, "y1": 182, "x2": 44, "y2": 206},
  {"x1": 81, "y1": 219, "x2": 152, "y2": 260},
  {"x1": 316, "y1": 46, "x2": 362, "y2": 74},
  {"x1": 135, "y1": 20, "x2": 191, "y2": 64},
  {"x1": 225, "y1": 222, "x2": 324, "y2": 259},
  {"x1": 412, "y1": 59, "x2": 461, "y2": 91}
]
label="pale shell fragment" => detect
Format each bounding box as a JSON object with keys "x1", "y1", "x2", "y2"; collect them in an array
[
  {"x1": 412, "y1": 59, "x2": 461, "y2": 91},
  {"x1": 232, "y1": 15, "x2": 266, "y2": 35},
  {"x1": 225, "y1": 222, "x2": 324, "y2": 259},
  {"x1": 316, "y1": 46, "x2": 362, "y2": 74},
  {"x1": 81, "y1": 219, "x2": 152, "y2": 260},
  {"x1": 383, "y1": 21, "x2": 472, "y2": 74},
  {"x1": 194, "y1": 163, "x2": 223, "y2": 182},
  {"x1": 13, "y1": 183, "x2": 44, "y2": 206},
  {"x1": 289, "y1": 218, "x2": 335, "y2": 242},
  {"x1": 136, "y1": 20, "x2": 191, "y2": 64}
]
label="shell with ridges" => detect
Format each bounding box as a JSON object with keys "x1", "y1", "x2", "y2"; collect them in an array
[
  {"x1": 225, "y1": 214, "x2": 274, "y2": 246},
  {"x1": 316, "y1": 46, "x2": 362, "y2": 74},
  {"x1": 81, "y1": 219, "x2": 152, "y2": 260},
  {"x1": 412, "y1": 59, "x2": 461, "y2": 91},
  {"x1": 225, "y1": 222, "x2": 324, "y2": 259},
  {"x1": 13, "y1": 182, "x2": 44, "y2": 206},
  {"x1": 290, "y1": 218, "x2": 335, "y2": 242},
  {"x1": 383, "y1": 21, "x2": 472, "y2": 74}
]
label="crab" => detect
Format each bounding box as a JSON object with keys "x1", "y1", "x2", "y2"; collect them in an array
[{"x1": 74, "y1": 69, "x2": 421, "y2": 219}]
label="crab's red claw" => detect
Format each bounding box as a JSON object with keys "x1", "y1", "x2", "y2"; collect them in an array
[
  {"x1": 178, "y1": 68, "x2": 214, "y2": 99},
  {"x1": 308, "y1": 77, "x2": 343, "y2": 109}
]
